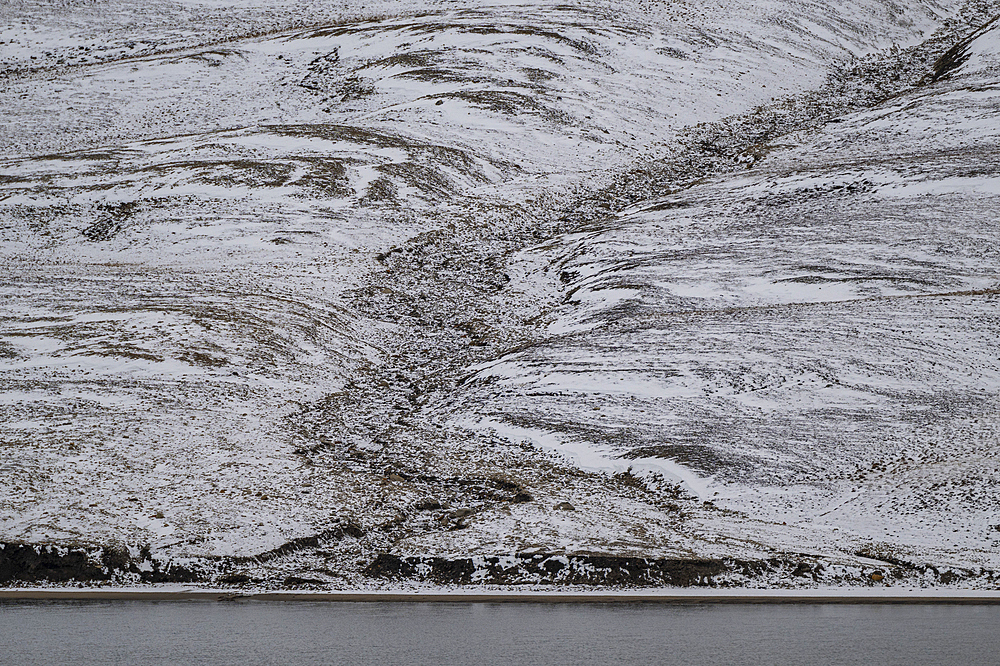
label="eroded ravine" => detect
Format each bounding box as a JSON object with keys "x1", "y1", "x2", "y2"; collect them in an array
[
  {"x1": 2, "y1": 0, "x2": 998, "y2": 587},
  {"x1": 229, "y1": 7, "x2": 1000, "y2": 587}
]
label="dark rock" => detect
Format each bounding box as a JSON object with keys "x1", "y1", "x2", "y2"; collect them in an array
[
  {"x1": 0, "y1": 543, "x2": 107, "y2": 583},
  {"x1": 362, "y1": 552, "x2": 734, "y2": 586},
  {"x1": 283, "y1": 576, "x2": 326, "y2": 587},
  {"x1": 0, "y1": 542, "x2": 200, "y2": 583},
  {"x1": 363, "y1": 553, "x2": 416, "y2": 579}
]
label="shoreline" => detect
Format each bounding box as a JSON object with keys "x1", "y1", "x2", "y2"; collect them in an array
[{"x1": 3, "y1": 588, "x2": 1000, "y2": 604}]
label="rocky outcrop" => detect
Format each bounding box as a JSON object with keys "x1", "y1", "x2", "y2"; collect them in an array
[
  {"x1": 363, "y1": 553, "x2": 825, "y2": 586},
  {"x1": 0, "y1": 543, "x2": 199, "y2": 584}
]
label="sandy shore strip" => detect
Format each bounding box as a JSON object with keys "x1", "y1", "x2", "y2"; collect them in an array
[{"x1": 2, "y1": 588, "x2": 1000, "y2": 603}]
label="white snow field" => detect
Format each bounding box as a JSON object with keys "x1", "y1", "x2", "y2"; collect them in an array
[{"x1": 1, "y1": 0, "x2": 998, "y2": 587}]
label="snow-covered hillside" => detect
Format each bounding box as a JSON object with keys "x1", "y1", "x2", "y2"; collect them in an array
[{"x1": 1, "y1": 1, "x2": 997, "y2": 587}]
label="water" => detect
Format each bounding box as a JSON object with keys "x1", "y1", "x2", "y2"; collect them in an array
[{"x1": 1, "y1": 601, "x2": 997, "y2": 665}]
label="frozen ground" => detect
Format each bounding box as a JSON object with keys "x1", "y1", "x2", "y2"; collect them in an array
[{"x1": 1, "y1": 0, "x2": 998, "y2": 587}]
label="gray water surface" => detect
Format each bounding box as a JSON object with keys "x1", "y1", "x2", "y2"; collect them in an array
[{"x1": 1, "y1": 601, "x2": 997, "y2": 665}]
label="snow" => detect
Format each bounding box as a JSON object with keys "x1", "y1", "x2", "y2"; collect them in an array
[
  {"x1": 445, "y1": 17, "x2": 1000, "y2": 574},
  {"x1": 468, "y1": 416, "x2": 712, "y2": 499},
  {"x1": 2, "y1": 0, "x2": 999, "y2": 588}
]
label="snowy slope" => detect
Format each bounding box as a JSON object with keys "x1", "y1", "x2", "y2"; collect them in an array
[
  {"x1": 1, "y1": 0, "x2": 997, "y2": 587},
  {"x1": 453, "y1": 15, "x2": 1000, "y2": 573}
]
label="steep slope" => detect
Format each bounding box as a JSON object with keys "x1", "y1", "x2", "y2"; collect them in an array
[
  {"x1": 446, "y1": 14, "x2": 1000, "y2": 580},
  {"x1": 1, "y1": 1, "x2": 997, "y2": 587}
]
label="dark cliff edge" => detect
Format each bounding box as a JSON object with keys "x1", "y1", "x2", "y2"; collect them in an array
[
  {"x1": 2, "y1": 542, "x2": 995, "y2": 589},
  {"x1": 361, "y1": 552, "x2": 992, "y2": 588},
  {"x1": 0, "y1": 543, "x2": 200, "y2": 584}
]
